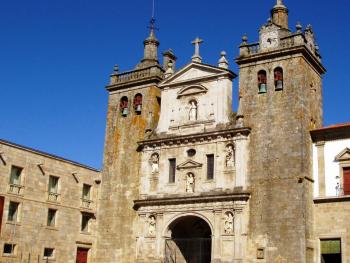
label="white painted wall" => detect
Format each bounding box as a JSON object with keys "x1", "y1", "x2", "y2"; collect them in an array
[{"x1": 313, "y1": 139, "x2": 350, "y2": 197}]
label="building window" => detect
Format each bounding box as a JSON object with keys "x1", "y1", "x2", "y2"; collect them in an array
[
  {"x1": 169, "y1": 158, "x2": 176, "y2": 183},
  {"x1": 7, "y1": 201, "x2": 19, "y2": 222},
  {"x1": 48, "y1": 176, "x2": 59, "y2": 194},
  {"x1": 81, "y1": 213, "x2": 92, "y2": 233},
  {"x1": 274, "y1": 67, "x2": 284, "y2": 91},
  {"x1": 258, "y1": 70, "x2": 267, "y2": 93},
  {"x1": 343, "y1": 167, "x2": 350, "y2": 195},
  {"x1": 43, "y1": 248, "x2": 55, "y2": 259},
  {"x1": 120, "y1": 96, "x2": 129, "y2": 117},
  {"x1": 81, "y1": 184, "x2": 93, "y2": 209},
  {"x1": 48, "y1": 176, "x2": 59, "y2": 202},
  {"x1": 320, "y1": 238, "x2": 341, "y2": 263},
  {"x1": 3, "y1": 243, "x2": 15, "y2": 255},
  {"x1": 82, "y1": 184, "x2": 91, "y2": 200},
  {"x1": 47, "y1": 209, "x2": 57, "y2": 227},
  {"x1": 133, "y1": 94, "x2": 143, "y2": 115},
  {"x1": 207, "y1": 154, "x2": 214, "y2": 180},
  {"x1": 9, "y1": 166, "x2": 22, "y2": 185}
]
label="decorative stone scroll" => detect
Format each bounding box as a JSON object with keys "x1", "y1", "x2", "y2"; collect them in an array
[
  {"x1": 150, "y1": 153, "x2": 159, "y2": 173},
  {"x1": 148, "y1": 215, "x2": 156, "y2": 236},
  {"x1": 186, "y1": 173, "x2": 195, "y2": 193},
  {"x1": 224, "y1": 211, "x2": 234, "y2": 234}
]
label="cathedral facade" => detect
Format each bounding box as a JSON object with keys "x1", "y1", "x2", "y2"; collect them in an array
[
  {"x1": 96, "y1": 0, "x2": 325, "y2": 262},
  {"x1": 1, "y1": 1, "x2": 350, "y2": 263}
]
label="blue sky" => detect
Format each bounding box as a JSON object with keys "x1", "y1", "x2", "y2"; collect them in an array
[{"x1": 0, "y1": 0, "x2": 349, "y2": 169}]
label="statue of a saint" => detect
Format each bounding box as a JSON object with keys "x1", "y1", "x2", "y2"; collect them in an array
[
  {"x1": 148, "y1": 215, "x2": 156, "y2": 236},
  {"x1": 186, "y1": 173, "x2": 195, "y2": 193},
  {"x1": 189, "y1": 101, "x2": 197, "y2": 121},
  {"x1": 151, "y1": 153, "x2": 159, "y2": 173},
  {"x1": 225, "y1": 144, "x2": 235, "y2": 168},
  {"x1": 224, "y1": 212, "x2": 234, "y2": 234}
]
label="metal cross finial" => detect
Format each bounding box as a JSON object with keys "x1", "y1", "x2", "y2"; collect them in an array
[
  {"x1": 191, "y1": 37, "x2": 203, "y2": 63},
  {"x1": 277, "y1": 0, "x2": 283, "y2": 5}
]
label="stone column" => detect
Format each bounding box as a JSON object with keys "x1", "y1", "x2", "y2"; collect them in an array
[
  {"x1": 316, "y1": 141, "x2": 326, "y2": 196},
  {"x1": 212, "y1": 209, "x2": 222, "y2": 262},
  {"x1": 234, "y1": 134, "x2": 249, "y2": 189}
]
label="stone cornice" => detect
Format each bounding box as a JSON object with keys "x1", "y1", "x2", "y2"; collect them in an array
[
  {"x1": 133, "y1": 191, "x2": 251, "y2": 210},
  {"x1": 314, "y1": 196, "x2": 350, "y2": 204},
  {"x1": 137, "y1": 127, "x2": 251, "y2": 149},
  {"x1": 311, "y1": 123, "x2": 350, "y2": 142},
  {"x1": 236, "y1": 45, "x2": 326, "y2": 75}
]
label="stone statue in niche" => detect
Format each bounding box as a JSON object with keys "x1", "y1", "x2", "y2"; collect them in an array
[
  {"x1": 150, "y1": 153, "x2": 159, "y2": 173},
  {"x1": 148, "y1": 215, "x2": 156, "y2": 236},
  {"x1": 186, "y1": 173, "x2": 195, "y2": 193},
  {"x1": 224, "y1": 212, "x2": 234, "y2": 234},
  {"x1": 225, "y1": 144, "x2": 235, "y2": 168},
  {"x1": 189, "y1": 100, "x2": 198, "y2": 121}
]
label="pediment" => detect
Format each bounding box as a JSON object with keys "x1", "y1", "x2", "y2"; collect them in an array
[
  {"x1": 177, "y1": 85, "x2": 208, "y2": 98},
  {"x1": 335, "y1": 148, "x2": 350, "y2": 162},
  {"x1": 160, "y1": 62, "x2": 233, "y2": 87},
  {"x1": 177, "y1": 159, "x2": 203, "y2": 170}
]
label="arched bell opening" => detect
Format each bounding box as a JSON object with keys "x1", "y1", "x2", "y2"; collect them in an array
[{"x1": 165, "y1": 215, "x2": 212, "y2": 263}]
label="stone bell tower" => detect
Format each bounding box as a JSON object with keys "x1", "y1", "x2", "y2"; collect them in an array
[
  {"x1": 236, "y1": 0, "x2": 326, "y2": 262},
  {"x1": 95, "y1": 20, "x2": 164, "y2": 263}
]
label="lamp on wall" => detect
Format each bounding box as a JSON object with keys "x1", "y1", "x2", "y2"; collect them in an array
[
  {"x1": 0, "y1": 152, "x2": 6, "y2": 165},
  {"x1": 37, "y1": 163, "x2": 45, "y2": 175}
]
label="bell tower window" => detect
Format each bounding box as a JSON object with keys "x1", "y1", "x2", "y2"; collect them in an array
[
  {"x1": 274, "y1": 67, "x2": 284, "y2": 91},
  {"x1": 133, "y1": 94, "x2": 143, "y2": 115},
  {"x1": 258, "y1": 70, "x2": 267, "y2": 93},
  {"x1": 120, "y1": 96, "x2": 129, "y2": 117}
]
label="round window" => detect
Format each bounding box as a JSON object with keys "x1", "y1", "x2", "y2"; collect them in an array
[{"x1": 187, "y1": 149, "x2": 196, "y2": 157}]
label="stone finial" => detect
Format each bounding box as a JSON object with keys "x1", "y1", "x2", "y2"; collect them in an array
[
  {"x1": 305, "y1": 24, "x2": 313, "y2": 33},
  {"x1": 162, "y1": 49, "x2": 177, "y2": 71},
  {"x1": 113, "y1": 65, "x2": 119, "y2": 74},
  {"x1": 191, "y1": 37, "x2": 203, "y2": 63},
  {"x1": 164, "y1": 61, "x2": 174, "y2": 78},
  {"x1": 218, "y1": 51, "x2": 229, "y2": 69},
  {"x1": 296, "y1": 22, "x2": 302, "y2": 33},
  {"x1": 276, "y1": 0, "x2": 284, "y2": 6},
  {"x1": 241, "y1": 35, "x2": 248, "y2": 45}
]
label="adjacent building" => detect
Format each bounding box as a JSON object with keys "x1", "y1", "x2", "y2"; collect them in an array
[{"x1": 0, "y1": 139, "x2": 100, "y2": 262}]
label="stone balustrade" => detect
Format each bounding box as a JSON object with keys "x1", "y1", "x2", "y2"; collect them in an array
[
  {"x1": 8, "y1": 184, "x2": 24, "y2": 195},
  {"x1": 81, "y1": 198, "x2": 93, "y2": 209},
  {"x1": 110, "y1": 66, "x2": 164, "y2": 85},
  {"x1": 48, "y1": 192, "x2": 60, "y2": 202}
]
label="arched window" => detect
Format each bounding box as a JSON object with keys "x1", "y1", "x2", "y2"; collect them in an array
[
  {"x1": 133, "y1": 94, "x2": 143, "y2": 115},
  {"x1": 258, "y1": 70, "x2": 267, "y2": 93},
  {"x1": 274, "y1": 67, "x2": 284, "y2": 91},
  {"x1": 120, "y1": 96, "x2": 129, "y2": 117}
]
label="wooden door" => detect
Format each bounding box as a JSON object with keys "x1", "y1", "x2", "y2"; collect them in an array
[
  {"x1": 0, "y1": 196, "x2": 4, "y2": 235},
  {"x1": 343, "y1": 167, "x2": 350, "y2": 195},
  {"x1": 76, "y1": 248, "x2": 89, "y2": 263}
]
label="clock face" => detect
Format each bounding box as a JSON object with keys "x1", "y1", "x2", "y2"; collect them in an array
[{"x1": 261, "y1": 31, "x2": 279, "y2": 50}]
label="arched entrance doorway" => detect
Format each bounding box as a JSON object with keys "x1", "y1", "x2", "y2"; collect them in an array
[{"x1": 165, "y1": 215, "x2": 212, "y2": 263}]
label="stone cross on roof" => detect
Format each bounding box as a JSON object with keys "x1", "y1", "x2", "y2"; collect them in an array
[{"x1": 191, "y1": 37, "x2": 203, "y2": 63}]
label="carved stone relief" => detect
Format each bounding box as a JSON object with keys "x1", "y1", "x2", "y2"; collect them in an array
[
  {"x1": 148, "y1": 215, "x2": 156, "y2": 236},
  {"x1": 186, "y1": 172, "x2": 195, "y2": 193},
  {"x1": 225, "y1": 144, "x2": 235, "y2": 168},
  {"x1": 150, "y1": 153, "x2": 159, "y2": 173},
  {"x1": 224, "y1": 211, "x2": 234, "y2": 234}
]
